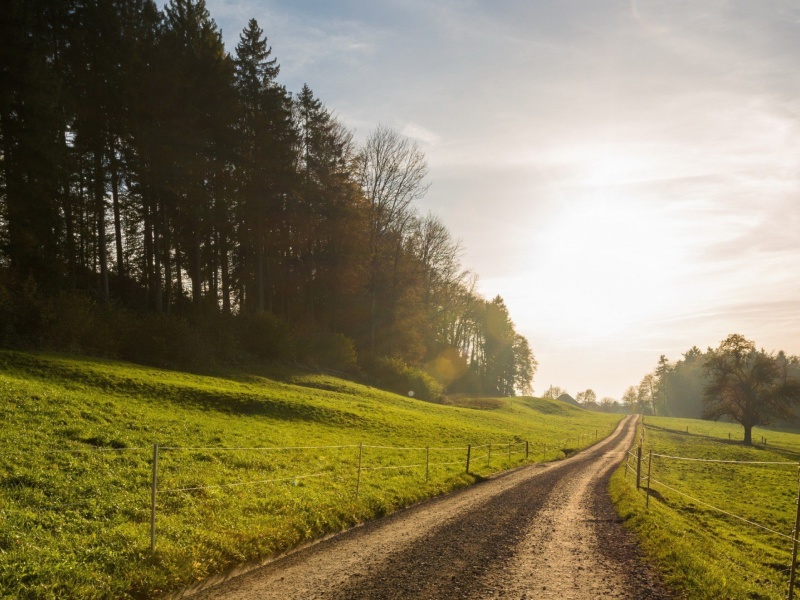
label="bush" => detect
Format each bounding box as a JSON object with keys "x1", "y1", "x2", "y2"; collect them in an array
[
  {"x1": 119, "y1": 313, "x2": 209, "y2": 369},
  {"x1": 367, "y1": 356, "x2": 443, "y2": 402},
  {"x1": 235, "y1": 312, "x2": 290, "y2": 361},
  {"x1": 289, "y1": 324, "x2": 358, "y2": 372},
  {"x1": 0, "y1": 273, "x2": 49, "y2": 346},
  {"x1": 44, "y1": 292, "x2": 121, "y2": 356}
]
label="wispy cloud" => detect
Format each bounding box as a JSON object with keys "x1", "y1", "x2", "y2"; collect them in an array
[{"x1": 202, "y1": 0, "x2": 800, "y2": 399}]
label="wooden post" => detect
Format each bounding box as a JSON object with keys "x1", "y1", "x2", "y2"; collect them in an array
[
  {"x1": 646, "y1": 450, "x2": 652, "y2": 508},
  {"x1": 788, "y1": 464, "x2": 800, "y2": 600},
  {"x1": 355, "y1": 442, "x2": 363, "y2": 499},
  {"x1": 636, "y1": 446, "x2": 642, "y2": 490},
  {"x1": 525, "y1": 440, "x2": 529, "y2": 459},
  {"x1": 150, "y1": 443, "x2": 158, "y2": 553},
  {"x1": 465, "y1": 444, "x2": 472, "y2": 474},
  {"x1": 425, "y1": 446, "x2": 430, "y2": 482}
]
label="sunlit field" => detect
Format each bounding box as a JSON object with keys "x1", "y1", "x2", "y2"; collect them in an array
[
  {"x1": 611, "y1": 415, "x2": 800, "y2": 599},
  {"x1": 0, "y1": 350, "x2": 620, "y2": 599}
]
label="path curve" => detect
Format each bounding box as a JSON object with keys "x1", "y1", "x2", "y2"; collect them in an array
[{"x1": 186, "y1": 415, "x2": 670, "y2": 599}]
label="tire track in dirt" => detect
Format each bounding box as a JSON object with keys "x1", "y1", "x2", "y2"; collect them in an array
[{"x1": 186, "y1": 415, "x2": 670, "y2": 599}]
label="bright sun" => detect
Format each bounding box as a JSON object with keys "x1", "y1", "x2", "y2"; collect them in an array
[{"x1": 528, "y1": 180, "x2": 687, "y2": 341}]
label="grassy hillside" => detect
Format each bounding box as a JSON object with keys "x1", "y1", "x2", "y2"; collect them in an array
[
  {"x1": 611, "y1": 415, "x2": 800, "y2": 599},
  {"x1": 0, "y1": 350, "x2": 621, "y2": 599}
]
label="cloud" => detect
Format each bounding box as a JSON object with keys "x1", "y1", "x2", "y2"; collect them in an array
[
  {"x1": 199, "y1": 0, "x2": 800, "y2": 399},
  {"x1": 400, "y1": 123, "x2": 441, "y2": 145}
]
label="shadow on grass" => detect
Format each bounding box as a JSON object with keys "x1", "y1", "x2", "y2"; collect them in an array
[
  {"x1": 1, "y1": 351, "x2": 371, "y2": 426},
  {"x1": 643, "y1": 424, "x2": 800, "y2": 459}
]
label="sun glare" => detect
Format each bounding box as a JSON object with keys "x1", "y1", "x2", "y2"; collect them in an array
[{"x1": 528, "y1": 185, "x2": 686, "y2": 341}]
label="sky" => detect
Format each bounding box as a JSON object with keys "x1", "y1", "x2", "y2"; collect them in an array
[{"x1": 200, "y1": 0, "x2": 800, "y2": 400}]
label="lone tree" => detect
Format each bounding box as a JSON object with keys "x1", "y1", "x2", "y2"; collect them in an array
[{"x1": 703, "y1": 334, "x2": 800, "y2": 445}]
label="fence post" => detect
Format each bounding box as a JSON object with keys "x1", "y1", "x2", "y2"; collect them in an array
[
  {"x1": 425, "y1": 446, "x2": 430, "y2": 482},
  {"x1": 646, "y1": 450, "x2": 652, "y2": 508},
  {"x1": 150, "y1": 442, "x2": 158, "y2": 553},
  {"x1": 789, "y1": 464, "x2": 800, "y2": 600},
  {"x1": 466, "y1": 444, "x2": 472, "y2": 474},
  {"x1": 355, "y1": 442, "x2": 363, "y2": 499},
  {"x1": 636, "y1": 446, "x2": 642, "y2": 490},
  {"x1": 526, "y1": 440, "x2": 529, "y2": 459},
  {"x1": 488, "y1": 443, "x2": 491, "y2": 467}
]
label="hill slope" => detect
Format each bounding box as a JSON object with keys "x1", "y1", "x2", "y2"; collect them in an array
[{"x1": 0, "y1": 351, "x2": 621, "y2": 599}]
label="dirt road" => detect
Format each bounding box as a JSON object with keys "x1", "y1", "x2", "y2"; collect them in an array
[{"x1": 187, "y1": 415, "x2": 670, "y2": 599}]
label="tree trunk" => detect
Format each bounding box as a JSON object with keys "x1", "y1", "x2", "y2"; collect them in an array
[
  {"x1": 110, "y1": 147, "x2": 125, "y2": 287},
  {"x1": 153, "y1": 200, "x2": 162, "y2": 313},
  {"x1": 63, "y1": 181, "x2": 76, "y2": 289},
  {"x1": 163, "y1": 214, "x2": 172, "y2": 315},
  {"x1": 743, "y1": 425, "x2": 753, "y2": 446},
  {"x1": 257, "y1": 227, "x2": 265, "y2": 313},
  {"x1": 94, "y1": 150, "x2": 109, "y2": 301},
  {"x1": 192, "y1": 223, "x2": 202, "y2": 305},
  {"x1": 220, "y1": 232, "x2": 230, "y2": 314}
]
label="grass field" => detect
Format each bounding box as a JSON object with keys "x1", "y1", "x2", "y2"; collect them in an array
[
  {"x1": 0, "y1": 350, "x2": 621, "y2": 599},
  {"x1": 611, "y1": 415, "x2": 800, "y2": 599}
]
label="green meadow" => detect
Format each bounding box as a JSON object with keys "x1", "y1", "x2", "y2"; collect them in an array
[
  {"x1": 611, "y1": 415, "x2": 800, "y2": 599},
  {"x1": 0, "y1": 350, "x2": 620, "y2": 599}
]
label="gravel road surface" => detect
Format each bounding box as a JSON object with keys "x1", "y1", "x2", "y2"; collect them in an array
[{"x1": 186, "y1": 415, "x2": 670, "y2": 599}]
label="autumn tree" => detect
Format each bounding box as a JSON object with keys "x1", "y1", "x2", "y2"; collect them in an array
[
  {"x1": 577, "y1": 389, "x2": 597, "y2": 408},
  {"x1": 621, "y1": 385, "x2": 638, "y2": 413},
  {"x1": 356, "y1": 125, "x2": 429, "y2": 356},
  {"x1": 704, "y1": 334, "x2": 800, "y2": 445},
  {"x1": 0, "y1": 0, "x2": 539, "y2": 396},
  {"x1": 542, "y1": 385, "x2": 564, "y2": 400}
]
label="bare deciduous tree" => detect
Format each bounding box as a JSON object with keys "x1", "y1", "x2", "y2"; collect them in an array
[{"x1": 356, "y1": 125, "x2": 430, "y2": 354}]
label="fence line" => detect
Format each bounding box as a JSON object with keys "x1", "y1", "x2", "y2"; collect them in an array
[
  {"x1": 159, "y1": 471, "x2": 332, "y2": 494},
  {"x1": 0, "y1": 446, "x2": 149, "y2": 456},
  {"x1": 160, "y1": 444, "x2": 360, "y2": 452},
  {"x1": 629, "y1": 429, "x2": 800, "y2": 599},
  {"x1": 651, "y1": 453, "x2": 795, "y2": 466},
  {"x1": 648, "y1": 476, "x2": 794, "y2": 542},
  {"x1": 362, "y1": 463, "x2": 424, "y2": 472},
  {"x1": 3, "y1": 422, "x2": 617, "y2": 557},
  {"x1": 362, "y1": 445, "x2": 430, "y2": 451}
]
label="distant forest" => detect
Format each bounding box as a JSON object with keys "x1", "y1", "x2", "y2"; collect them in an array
[
  {"x1": 0, "y1": 0, "x2": 536, "y2": 398},
  {"x1": 625, "y1": 340, "x2": 800, "y2": 423}
]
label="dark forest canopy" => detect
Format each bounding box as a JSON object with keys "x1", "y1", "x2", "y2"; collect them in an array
[{"x1": 0, "y1": 0, "x2": 536, "y2": 398}]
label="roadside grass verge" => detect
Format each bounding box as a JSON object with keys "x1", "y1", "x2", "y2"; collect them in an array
[
  {"x1": 610, "y1": 415, "x2": 800, "y2": 599},
  {"x1": 0, "y1": 350, "x2": 621, "y2": 599}
]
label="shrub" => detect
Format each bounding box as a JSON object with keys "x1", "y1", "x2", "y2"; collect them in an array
[
  {"x1": 119, "y1": 313, "x2": 209, "y2": 369},
  {"x1": 235, "y1": 312, "x2": 290, "y2": 361},
  {"x1": 367, "y1": 356, "x2": 444, "y2": 402},
  {"x1": 288, "y1": 324, "x2": 359, "y2": 372},
  {"x1": 45, "y1": 292, "x2": 120, "y2": 356}
]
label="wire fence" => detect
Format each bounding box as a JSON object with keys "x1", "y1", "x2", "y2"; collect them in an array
[
  {"x1": 0, "y1": 426, "x2": 615, "y2": 557},
  {"x1": 627, "y1": 421, "x2": 800, "y2": 599}
]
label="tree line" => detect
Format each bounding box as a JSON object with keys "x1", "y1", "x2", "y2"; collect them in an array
[
  {"x1": 0, "y1": 0, "x2": 536, "y2": 398},
  {"x1": 625, "y1": 334, "x2": 800, "y2": 445},
  {"x1": 541, "y1": 385, "x2": 627, "y2": 413}
]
